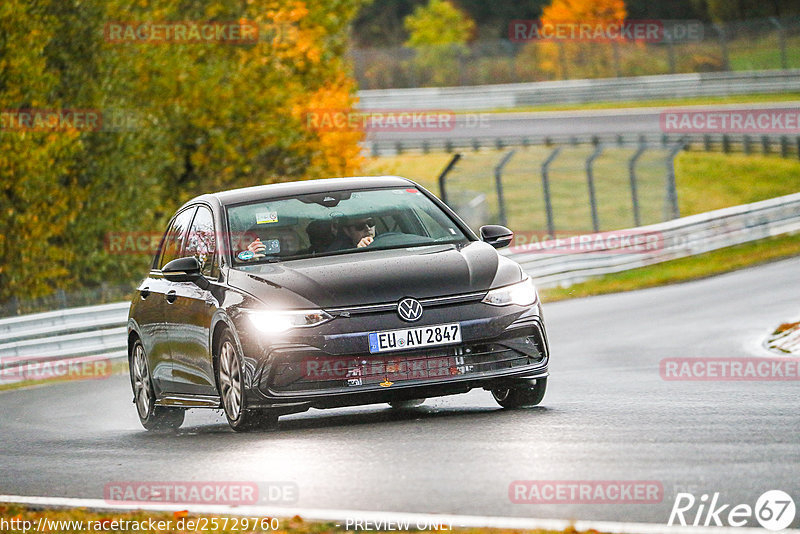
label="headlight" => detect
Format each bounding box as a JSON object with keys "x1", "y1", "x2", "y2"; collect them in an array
[
  {"x1": 482, "y1": 278, "x2": 538, "y2": 307},
  {"x1": 246, "y1": 309, "x2": 333, "y2": 333}
]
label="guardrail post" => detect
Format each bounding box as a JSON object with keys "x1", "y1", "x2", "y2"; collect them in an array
[
  {"x1": 722, "y1": 135, "x2": 730, "y2": 153},
  {"x1": 743, "y1": 135, "x2": 752, "y2": 155},
  {"x1": 666, "y1": 33, "x2": 676, "y2": 74},
  {"x1": 557, "y1": 41, "x2": 569, "y2": 79},
  {"x1": 585, "y1": 145, "x2": 603, "y2": 232},
  {"x1": 769, "y1": 17, "x2": 788, "y2": 70},
  {"x1": 541, "y1": 146, "x2": 562, "y2": 237},
  {"x1": 612, "y1": 41, "x2": 621, "y2": 77},
  {"x1": 494, "y1": 150, "x2": 516, "y2": 227},
  {"x1": 762, "y1": 136, "x2": 770, "y2": 155},
  {"x1": 796, "y1": 137, "x2": 800, "y2": 160},
  {"x1": 665, "y1": 143, "x2": 684, "y2": 220},
  {"x1": 713, "y1": 23, "x2": 730, "y2": 70},
  {"x1": 704, "y1": 135, "x2": 711, "y2": 152},
  {"x1": 629, "y1": 143, "x2": 647, "y2": 227},
  {"x1": 437, "y1": 153, "x2": 461, "y2": 205},
  {"x1": 781, "y1": 136, "x2": 789, "y2": 158}
]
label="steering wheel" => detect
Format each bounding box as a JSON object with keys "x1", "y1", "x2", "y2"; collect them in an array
[{"x1": 371, "y1": 232, "x2": 405, "y2": 243}]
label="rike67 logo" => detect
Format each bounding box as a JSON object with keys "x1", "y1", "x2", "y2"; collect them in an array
[{"x1": 669, "y1": 490, "x2": 796, "y2": 530}]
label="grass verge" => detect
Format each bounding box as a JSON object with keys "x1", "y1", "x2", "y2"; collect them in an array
[
  {"x1": 0, "y1": 359, "x2": 128, "y2": 394},
  {"x1": 540, "y1": 232, "x2": 800, "y2": 302},
  {"x1": 461, "y1": 92, "x2": 800, "y2": 114},
  {"x1": 363, "y1": 151, "x2": 800, "y2": 230},
  {"x1": 0, "y1": 505, "x2": 601, "y2": 534}
]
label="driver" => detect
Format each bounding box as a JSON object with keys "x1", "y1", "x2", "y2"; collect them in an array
[{"x1": 327, "y1": 216, "x2": 376, "y2": 251}]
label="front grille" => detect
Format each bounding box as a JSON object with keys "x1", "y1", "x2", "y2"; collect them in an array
[{"x1": 267, "y1": 341, "x2": 543, "y2": 393}]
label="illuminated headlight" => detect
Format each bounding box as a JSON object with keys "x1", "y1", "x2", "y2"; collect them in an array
[
  {"x1": 246, "y1": 310, "x2": 333, "y2": 333},
  {"x1": 482, "y1": 278, "x2": 538, "y2": 307}
]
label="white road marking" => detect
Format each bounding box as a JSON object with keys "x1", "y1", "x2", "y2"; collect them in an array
[{"x1": 1, "y1": 494, "x2": 793, "y2": 533}]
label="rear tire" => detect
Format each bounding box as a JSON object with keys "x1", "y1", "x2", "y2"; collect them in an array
[
  {"x1": 492, "y1": 378, "x2": 547, "y2": 409},
  {"x1": 389, "y1": 398, "x2": 426, "y2": 409},
  {"x1": 217, "y1": 331, "x2": 278, "y2": 432},
  {"x1": 130, "y1": 340, "x2": 185, "y2": 432}
]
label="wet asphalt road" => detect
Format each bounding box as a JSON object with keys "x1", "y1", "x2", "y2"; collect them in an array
[
  {"x1": 1, "y1": 257, "x2": 799, "y2": 527},
  {"x1": 367, "y1": 101, "x2": 800, "y2": 144}
]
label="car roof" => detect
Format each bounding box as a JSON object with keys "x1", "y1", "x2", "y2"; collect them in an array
[{"x1": 188, "y1": 176, "x2": 417, "y2": 208}]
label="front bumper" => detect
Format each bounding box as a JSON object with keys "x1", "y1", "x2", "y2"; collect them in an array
[{"x1": 239, "y1": 298, "x2": 549, "y2": 410}]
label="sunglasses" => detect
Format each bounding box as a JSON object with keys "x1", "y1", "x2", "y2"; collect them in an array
[{"x1": 348, "y1": 218, "x2": 375, "y2": 231}]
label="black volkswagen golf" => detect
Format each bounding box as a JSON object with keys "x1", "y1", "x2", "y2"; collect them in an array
[{"x1": 127, "y1": 176, "x2": 549, "y2": 431}]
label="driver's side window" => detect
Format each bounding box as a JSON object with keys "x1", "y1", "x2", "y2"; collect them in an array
[
  {"x1": 157, "y1": 208, "x2": 196, "y2": 270},
  {"x1": 186, "y1": 206, "x2": 218, "y2": 278}
]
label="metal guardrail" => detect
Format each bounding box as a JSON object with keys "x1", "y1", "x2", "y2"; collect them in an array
[
  {"x1": 356, "y1": 69, "x2": 800, "y2": 111},
  {"x1": 506, "y1": 192, "x2": 800, "y2": 288},
  {"x1": 1, "y1": 192, "x2": 799, "y2": 378},
  {"x1": 366, "y1": 133, "x2": 800, "y2": 157},
  {"x1": 0, "y1": 302, "x2": 129, "y2": 378}
]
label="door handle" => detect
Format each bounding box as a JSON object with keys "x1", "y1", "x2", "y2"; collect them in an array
[
  {"x1": 166, "y1": 290, "x2": 177, "y2": 304},
  {"x1": 140, "y1": 287, "x2": 150, "y2": 299}
]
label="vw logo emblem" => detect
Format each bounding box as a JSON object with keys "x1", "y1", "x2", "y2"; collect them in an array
[{"x1": 397, "y1": 298, "x2": 423, "y2": 322}]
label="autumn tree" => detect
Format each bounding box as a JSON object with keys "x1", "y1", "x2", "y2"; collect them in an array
[
  {"x1": 1, "y1": 0, "x2": 366, "y2": 307},
  {"x1": 404, "y1": 0, "x2": 476, "y2": 86},
  {"x1": 525, "y1": 0, "x2": 627, "y2": 80},
  {"x1": 0, "y1": 1, "x2": 86, "y2": 303}
]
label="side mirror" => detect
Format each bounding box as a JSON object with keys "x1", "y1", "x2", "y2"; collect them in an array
[
  {"x1": 162, "y1": 256, "x2": 208, "y2": 288},
  {"x1": 480, "y1": 225, "x2": 514, "y2": 249}
]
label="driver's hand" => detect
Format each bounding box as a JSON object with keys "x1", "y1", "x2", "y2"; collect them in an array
[
  {"x1": 248, "y1": 238, "x2": 267, "y2": 258},
  {"x1": 357, "y1": 236, "x2": 374, "y2": 248}
]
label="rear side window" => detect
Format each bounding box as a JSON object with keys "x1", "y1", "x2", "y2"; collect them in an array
[
  {"x1": 185, "y1": 206, "x2": 218, "y2": 278},
  {"x1": 157, "y1": 208, "x2": 196, "y2": 269}
]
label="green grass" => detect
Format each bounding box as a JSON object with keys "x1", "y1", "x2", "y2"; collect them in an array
[
  {"x1": 540, "y1": 232, "x2": 800, "y2": 302},
  {"x1": 675, "y1": 152, "x2": 800, "y2": 215},
  {"x1": 728, "y1": 34, "x2": 800, "y2": 71},
  {"x1": 364, "y1": 151, "x2": 800, "y2": 230},
  {"x1": 471, "y1": 92, "x2": 800, "y2": 114},
  {"x1": 363, "y1": 151, "x2": 800, "y2": 300}
]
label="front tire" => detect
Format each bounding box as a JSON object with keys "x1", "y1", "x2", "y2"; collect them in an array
[
  {"x1": 130, "y1": 340, "x2": 185, "y2": 432},
  {"x1": 492, "y1": 378, "x2": 547, "y2": 409},
  {"x1": 217, "y1": 332, "x2": 278, "y2": 432}
]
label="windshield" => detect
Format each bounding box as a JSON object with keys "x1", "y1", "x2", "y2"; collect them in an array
[{"x1": 226, "y1": 186, "x2": 469, "y2": 264}]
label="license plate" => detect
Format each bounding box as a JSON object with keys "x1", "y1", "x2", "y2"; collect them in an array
[{"x1": 368, "y1": 323, "x2": 461, "y2": 354}]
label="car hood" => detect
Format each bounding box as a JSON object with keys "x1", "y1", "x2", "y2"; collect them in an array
[{"x1": 226, "y1": 242, "x2": 523, "y2": 309}]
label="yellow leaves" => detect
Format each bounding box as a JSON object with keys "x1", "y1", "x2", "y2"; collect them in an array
[
  {"x1": 532, "y1": 0, "x2": 628, "y2": 79},
  {"x1": 542, "y1": 0, "x2": 626, "y2": 25},
  {"x1": 291, "y1": 74, "x2": 363, "y2": 177}
]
